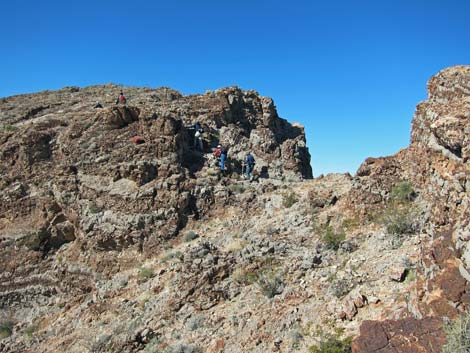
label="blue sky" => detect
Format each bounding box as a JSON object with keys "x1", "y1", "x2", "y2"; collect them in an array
[{"x1": 2, "y1": 0, "x2": 469, "y2": 175}]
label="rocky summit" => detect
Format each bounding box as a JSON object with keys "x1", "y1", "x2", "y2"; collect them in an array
[{"x1": 0, "y1": 66, "x2": 469, "y2": 353}]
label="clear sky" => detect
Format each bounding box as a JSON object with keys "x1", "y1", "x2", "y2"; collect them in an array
[{"x1": 2, "y1": 0, "x2": 469, "y2": 175}]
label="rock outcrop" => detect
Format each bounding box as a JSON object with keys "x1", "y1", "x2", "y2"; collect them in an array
[
  {"x1": 347, "y1": 66, "x2": 470, "y2": 352},
  {"x1": 1, "y1": 67, "x2": 469, "y2": 353}
]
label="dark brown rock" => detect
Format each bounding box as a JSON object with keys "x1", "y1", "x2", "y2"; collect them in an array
[{"x1": 352, "y1": 318, "x2": 445, "y2": 353}]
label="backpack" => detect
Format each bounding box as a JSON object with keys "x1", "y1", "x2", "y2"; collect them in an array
[
  {"x1": 220, "y1": 146, "x2": 227, "y2": 155},
  {"x1": 119, "y1": 95, "x2": 126, "y2": 102}
]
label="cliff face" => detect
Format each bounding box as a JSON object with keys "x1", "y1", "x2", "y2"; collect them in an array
[
  {"x1": 348, "y1": 66, "x2": 470, "y2": 353},
  {"x1": 0, "y1": 67, "x2": 469, "y2": 353}
]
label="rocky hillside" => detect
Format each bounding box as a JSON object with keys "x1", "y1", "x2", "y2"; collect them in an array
[{"x1": 0, "y1": 66, "x2": 469, "y2": 353}]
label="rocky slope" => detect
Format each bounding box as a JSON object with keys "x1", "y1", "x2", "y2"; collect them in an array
[{"x1": 0, "y1": 66, "x2": 469, "y2": 353}]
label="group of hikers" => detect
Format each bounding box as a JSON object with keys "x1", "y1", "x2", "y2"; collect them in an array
[
  {"x1": 96, "y1": 92, "x2": 257, "y2": 180},
  {"x1": 214, "y1": 144, "x2": 256, "y2": 180},
  {"x1": 186, "y1": 121, "x2": 256, "y2": 179}
]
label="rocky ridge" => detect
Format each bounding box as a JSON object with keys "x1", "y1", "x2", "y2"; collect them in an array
[{"x1": 0, "y1": 66, "x2": 469, "y2": 353}]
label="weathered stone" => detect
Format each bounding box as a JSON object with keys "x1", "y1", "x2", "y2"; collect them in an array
[{"x1": 352, "y1": 318, "x2": 445, "y2": 353}]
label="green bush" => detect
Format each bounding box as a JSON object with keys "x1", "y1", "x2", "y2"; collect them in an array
[
  {"x1": 138, "y1": 267, "x2": 154, "y2": 281},
  {"x1": 309, "y1": 335, "x2": 352, "y2": 353},
  {"x1": 0, "y1": 320, "x2": 14, "y2": 339},
  {"x1": 24, "y1": 323, "x2": 39, "y2": 337},
  {"x1": 322, "y1": 225, "x2": 345, "y2": 251},
  {"x1": 443, "y1": 314, "x2": 470, "y2": 353},
  {"x1": 282, "y1": 191, "x2": 299, "y2": 208},
  {"x1": 381, "y1": 204, "x2": 418, "y2": 236},
  {"x1": 390, "y1": 181, "x2": 416, "y2": 202},
  {"x1": 1, "y1": 124, "x2": 17, "y2": 132},
  {"x1": 232, "y1": 267, "x2": 257, "y2": 285},
  {"x1": 184, "y1": 231, "x2": 198, "y2": 242}
]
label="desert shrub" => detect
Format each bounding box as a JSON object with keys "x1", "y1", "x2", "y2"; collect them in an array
[
  {"x1": 322, "y1": 225, "x2": 345, "y2": 251},
  {"x1": 282, "y1": 191, "x2": 298, "y2": 208},
  {"x1": 228, "y1": 183, "x2": 245, "y2": 194},
  {"x1": 225, "y1": 239, "x2": 247, "y2": 252},
  {"x1": 443, "y1": 314, "x2": 470, "y2": 353},
  {"x1": 88, "y1": 202, "x2": 101, "y2": 214},
  {"x1": 187, "y1": 314, "x2": 205, "y2": 331},
  {"x1": 330, "y1": 278, "x2": 352, "y2": 298},
  {"x1": 184, "y1": 231, "x2": 198, "y2": 242},
  {"x1": 0, "y1": 320, "x2": 14, "y2": 339},
  {"x1": 162, "y1": 251, "x2": 184, "y2": 262},
  {"x1": 309, "y1": 334, "x2": 352, "y2": 353},
  {"x1": 2, "y1": 124, "x2": 17, "y2": 132},
  {"x1": 381, "y1": 204, "x2": 418, "y2": 236},
  {"x1": 266, "y1": 226, "x2": 279, "y2": 236},
  {"x1": 144, "y1": 336, "x2": 162, "y2": 353},
  {"x1": 232, "y1": 267, "x2": 257, "y2": 285},
  {"x1": 145, "y1": 336, "x2": 163, "y2": 353},
  {"x1": 341, "y1": 217, "x2": 360, "y2": 231},
  {"x1": 390, "y1": 181, "x2": 416, "y2": 203},
  {"x1": 91, "y1": 334, "x2": 112, "y2": 352},
  {"x1": 24, "y1": 323, "x2": 39, "y2": 337},
  {"x1": 256, "y1": 271, "x2": 285, "y2": 298},
  {"x1": 138, "y1": 267, "x2": 154, "y2": 281}
]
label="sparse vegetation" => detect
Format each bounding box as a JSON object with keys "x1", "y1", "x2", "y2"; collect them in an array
[
  {"x1": 1, "y1": 124, "x2": 17, "y2": 132},
  {"x1": 341, "y1": 217, "x2": 360, "y2": 232},
  {"x1": 145, "y1": 336, "x2": 163, "y2": 353},
  {"x1": 266, "y1": 226, "x2": 279, "y2": 236},
  {"x1": 228, "y1": 183, "x2": 245, "y2": 194},
  {"x1": 381, "y1": 203, "x2": 418, "y2": 237},
  {"x1": 138, "y1": 267, "x2": 154, "y2": 281},
  {"x1": 84, "y1": 122, "x2": 93, "y2": 130},
  {"x1": 225, "y1": 239, "x2": 247, "y2": 252},
  {"x1": 443, "y1": 314, "x2": 470, "y2": 353},
  {"x1": 390, "y1": 181, "x2": 416, "y2": 202},
  {"x1": 282, "y1": 191, "x2": 299, "y2": 208},
  {"x1": 308, "y1": 334, "x2": 352, "y2": 353},
  {"x1": 321, "y1": 225, "x2": 346, "y2": 251},
  {"x1": 24, "y1": 323, "x2": 39, "y2": 338},
  {"x1": 184, "y1": 231, "x2": 198, "y2": 242},
  {"x1": 232, "y1": 267, "x2": 257, "y2": 285},
  {"x1": 0, "y1": 320, "x2": 14, "y2": 339},
  {"x1": 187, "y1": 314, "x2": 205, "y2": 331},
  {"x1": 256, "y1": 270, "x2": 285, "y2": 298},
  {"x1": 88, "y1": 202, "x2": 101, "y2": 214},
  {"x1": 330, "y1": 278, "x2": 352, "y2": 298},
  {"x1": 161, "y1": 250, "x2": 184, "y2": 262}
]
